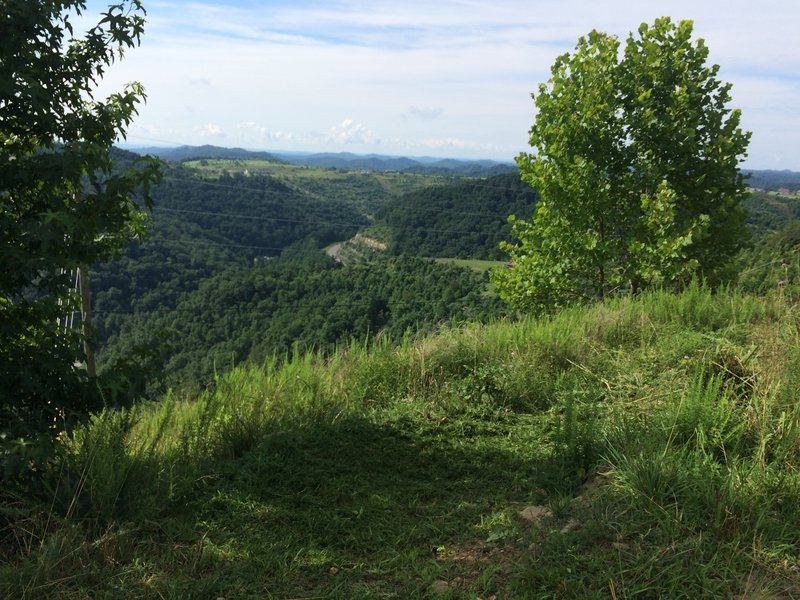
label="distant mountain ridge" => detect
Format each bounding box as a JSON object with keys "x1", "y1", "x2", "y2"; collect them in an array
[
  {"x1": 127, "y1": 145, "x2": 516, "y2": 176},
  {"x1": 746, "y1": 170, "x2": 800, "y2": 191},
  {"x1": 132, "y1": 145, "x2": 283, "y2": 163},
  {"x1": 125, "y1": 145, "x2": 798, "y2": 184},
  {"x1": 275, "y1": 151, "x2": 513, "y2": 175}
]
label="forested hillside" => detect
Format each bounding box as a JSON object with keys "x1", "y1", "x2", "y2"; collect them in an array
[
  {"x1": 377, "y1": 173, "x2": 538, "y2": 259},
  {"x1": 97, "y1": 245, "x2": 503, "y2": 391},
  {"x1": 91, "y1": 159, "x2": 517, "y2": 391},
  {"x1": 734, "y1": 187, "x2": 800, "y2": 297},
  {"x1": 91, "y1": 157, "x2": 451, "y2": 325},
  {"x1": 743, "y1": 189, "x2": 800, "y2": 236},
  {"x1": 90, "y1": 155, "x2": 800, "y2": 394},
  {"x1": 92, "y1": 166, "x2": 369, "y2": 321}
]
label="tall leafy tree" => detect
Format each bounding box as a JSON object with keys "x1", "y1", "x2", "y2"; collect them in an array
[
  {"x1": 1, "y1": 1, "x2": 161, "y2": 460},
  {"x1": 493, "y1": 18, "x2": 750, "y2": 312}
]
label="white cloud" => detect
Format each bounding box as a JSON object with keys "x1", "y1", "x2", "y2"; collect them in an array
[
  {"x1": 328, "y1": 119, "x2": 379, "y2": 145},
  {"x1": 235, "y1": 122, "x2": 297, "y2": 143},
  {"x1": 194, "y1": 124, "x2": 226, "y2": 138}
]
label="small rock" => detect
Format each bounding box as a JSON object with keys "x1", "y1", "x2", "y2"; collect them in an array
[
  {"x1": 519, "y1": 505, "x2": 552, "y2": 524},
  {"x1": 328, "y1": 566, "x2": 339, "y2": 575},
  {"x1": 431, "y1": 580, "x2": 449, "y2": 594},
  {"x1": 611, "y1": 542, "x2": 629, "y2": 550},
  {"x1": 560, "y1": 518, "x2": 580, "y2": 534}
]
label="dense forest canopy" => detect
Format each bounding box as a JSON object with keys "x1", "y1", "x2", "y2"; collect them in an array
[
  {"x1": 97, "y1": 247, "x2": 504, "y2": 392},
  {"x1": 376, "y1": 173, "x2": 538, "y2": 259}
]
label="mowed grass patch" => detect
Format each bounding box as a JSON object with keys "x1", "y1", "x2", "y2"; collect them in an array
[
  {"x1": 2, "y1": 394, "x2": 556, "y2": 598},
  {"x1": 183, "y1": 414, "x2": 551, "y2": 598}
]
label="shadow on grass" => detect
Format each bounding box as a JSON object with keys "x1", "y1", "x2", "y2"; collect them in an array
[{"x1": 169, "y1": 414, "x2": 551, "y2": 598}]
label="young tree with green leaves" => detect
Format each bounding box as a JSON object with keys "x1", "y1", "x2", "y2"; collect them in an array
[
  {"x1": 493, "y1": 18, "x2": 750, "y2": 313},
  {"x1": 1, "y1": 0, "x2": 161, "y2": 466}
]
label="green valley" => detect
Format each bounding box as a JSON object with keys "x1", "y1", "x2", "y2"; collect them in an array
[{"x1": 88, "y1": 160, "x2": 532, "y2": 393}]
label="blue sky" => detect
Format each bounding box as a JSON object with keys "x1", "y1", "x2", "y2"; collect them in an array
[{"x1": 84, "y1": 0, "x2": 799, "y2": 168}]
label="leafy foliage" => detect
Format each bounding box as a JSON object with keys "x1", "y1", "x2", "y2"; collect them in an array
[
  {"x1": 494, "y1": 18, "x2": 751, "y2": 312},
  {"x1": 735, "y1": 220, "x2": 800, "y2": 301},
  {"x1": 0, "y1": 1, "x2": 162, "y2": 465}
]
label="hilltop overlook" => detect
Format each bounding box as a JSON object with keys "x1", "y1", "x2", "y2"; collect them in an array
[
  {"x1": 4, "y1": 4, "x2": 800, "y2": 599},
  {"x1": 5, "y1": 135, "x2": 800, "y2": 597},
  {"x1": 5, "y1": 286, "x2": 800, "y2": 597}
]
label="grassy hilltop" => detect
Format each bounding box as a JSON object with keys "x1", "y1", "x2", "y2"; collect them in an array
[{"x1": 3, "y1": 284, "x2": 800, "y2": 598}]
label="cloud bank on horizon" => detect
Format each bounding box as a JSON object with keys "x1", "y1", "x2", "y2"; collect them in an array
[{"x1": 87, "y1": 0, "x2": 799, "y2": 169}]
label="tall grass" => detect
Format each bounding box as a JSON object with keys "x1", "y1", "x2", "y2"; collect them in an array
[
  {"x1": 42, "y1": 284, "x2": 799, "y2": 522},
  {"x1": 4, "y1": 284, "x2": 800, "y2": 598},
  {"x1": 602, "y1": 369, "x2": 800, "y2": 561}
]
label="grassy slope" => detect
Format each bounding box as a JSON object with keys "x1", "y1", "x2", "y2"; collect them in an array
[
  {"x1": 434, "y1": 258, "x2": 506, "y2": 273},
  {"x1": 180, "y1": 158, "x2": 456, "y2": 214},
  {"x1": 3, "y1": 285, "x2": 800, "y2": 599}
]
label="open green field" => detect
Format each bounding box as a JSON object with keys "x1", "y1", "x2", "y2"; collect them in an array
[
  {"x1": 434, "y1": 258, "x2": 507, "y2": 273},
  {"x1": 182, "y1": 157, "x2": 285, "y2": 173},
  {"x1": 4, "y1": 285, "x2": 800, "y2": 598},
  {"x1": 182, "y1": 158, "x2": 353, "y2": 179},
  {"x1": 180, "y1": 157, "x2": 456, "y2": 191},
  {"x1": 181, "y1": 158, "x2": 458, "y2": 213},
  {"x1": 767, "y1": 189, "x2": 800, "y2": 199}
]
